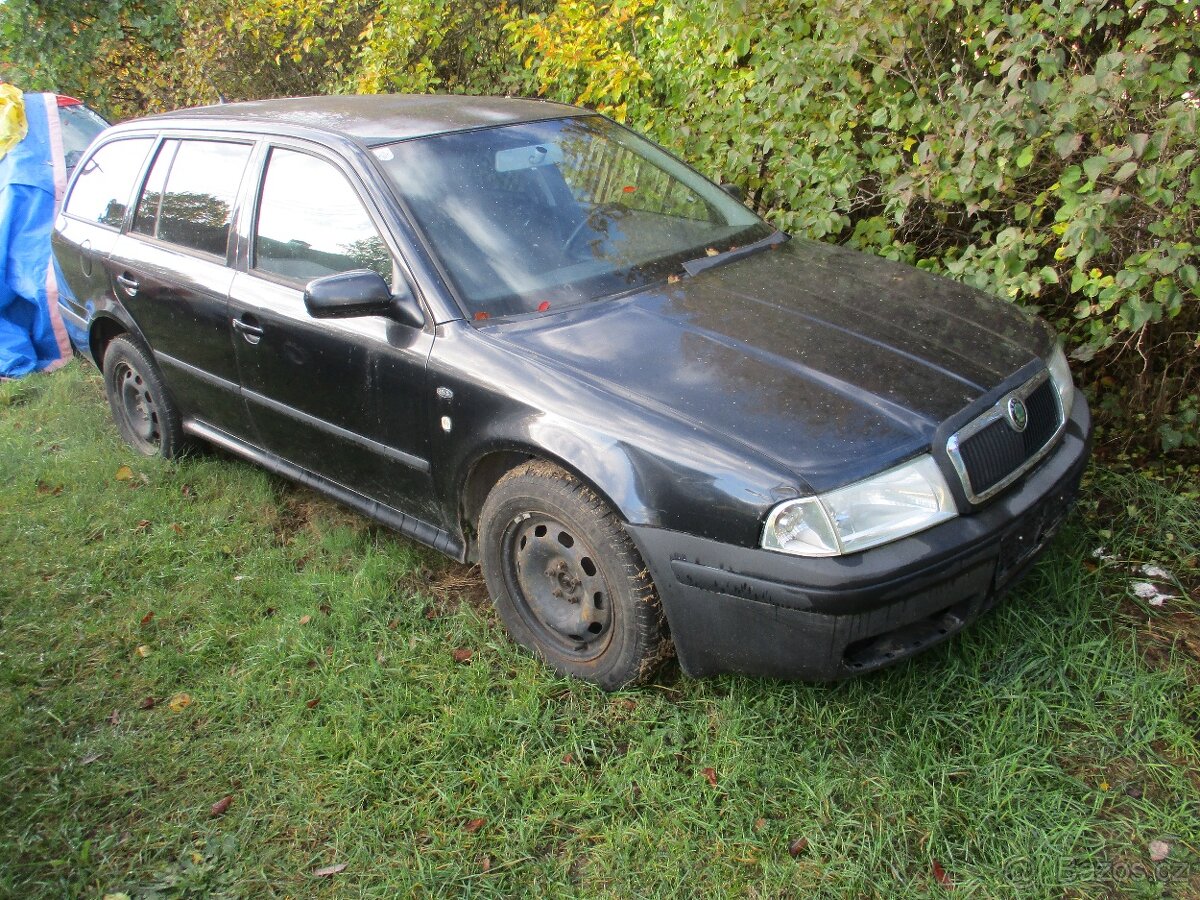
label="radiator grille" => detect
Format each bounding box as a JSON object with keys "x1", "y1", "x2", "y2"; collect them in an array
[{"x1": 948, "y1": 374, "x2": 1064, "y2": 503}]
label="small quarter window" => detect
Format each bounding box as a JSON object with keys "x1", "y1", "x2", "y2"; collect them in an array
[
  {"x1": 64, "y1": 138, "x2": 154, "y2": 228},
  {"x1": 131, "y1": 139, "x2": 251, "y2": 257},
  {"x1": 253, "y1": 148, "x2": 393, "y2": 284}
]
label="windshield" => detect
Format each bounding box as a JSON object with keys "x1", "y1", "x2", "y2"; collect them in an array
[{"x1": 376, "y1": 116, "x2": 773, "y2": 319}]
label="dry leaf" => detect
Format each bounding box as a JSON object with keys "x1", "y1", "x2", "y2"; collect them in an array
[
  {"x1": 313, "y1": 863, "x2": 347, "y2": 877},
  {"x1": 318, "y1": 603, "x2": 332, "y2": 616},
  {"x1": 35, "y1": 480, "x2": 63, "y2": 495},
  {"x1": 135, "y1": 645, "x2": 151, "y2": 658},
  {"x1": 701, "y1": 767, "x2": 718, "y2": 787},
  {"x1": 135, "y1": 519, "x2": 151, "y2": 531},
  {"x1": 464, "y1": 817, "x2": 486, "y2": 834},
  {"x1": 705, "y1": 247, "x2": 719, "y2": 256},
  {"x1": 168, "y1": 693, "x2": 191, "y2": 712},
  {"x1": 108, "y1": 709, "x2": 121, "y2": 724},
  {"x1": 788, "y1": 837, "x2": 809, "y2": 857},
  {"x1": 562, "y1": 752, "x2": 574, "y2": 764},
  {"x1": 452, "y1": 648, "x2": 473, "y2": 664},
  {"x1": 171, "y1": 523, "x2": 184, "y2": 535},
  {"x1": 137, "y1": 697, "x2": 156, "y2": 710},
  {"x1": 114, "y1": 465, "x2": 133, "y2": 481},
  {"x1": 299, "y1": 614, "x2": 312, "y2": 625},
  {"x1": 306, "y1": 698, "x2": 320, "y2": 709},
  {"x1": 140, "y1": 611, "x2": 154, "y2": 626},
  {"x1": 754, "y1": 818, "x2": 767, "y2": 831},
  {"x1": 79, "y1": 752, "x2": 101, "y2": 765},
  {"x1": 932, "y1": 859, "x2": 954, "y2": 889},
  {"x1": 1149, "y1": 840, "x2": 1170, "y2": 862},
  {"x1": 210, "y1": 795, "x2": 233, "y2": 817},
  {"x1": 480, "y1": 856, "x2": 491, "y2": 873}
]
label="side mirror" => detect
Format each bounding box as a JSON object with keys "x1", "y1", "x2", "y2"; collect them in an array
[
  {"x1": 720, "y1": 182, "x2": 745, "y2": 202},
  {"x1": 304, "y1": 269, "x2": 425, "y2": 329}
]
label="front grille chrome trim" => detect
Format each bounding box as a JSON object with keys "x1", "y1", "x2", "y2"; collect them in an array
[{"x1": 946, "y1": 369, "x2": 1065, "y2": 505}]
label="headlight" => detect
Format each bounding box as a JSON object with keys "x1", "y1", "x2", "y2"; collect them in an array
[
  {"x1": 1046, "y1": 343, "x2": 1075, "y2": 416},
  {"x1": 762, "y1": 455, "x2": 957, "y2": 557}
]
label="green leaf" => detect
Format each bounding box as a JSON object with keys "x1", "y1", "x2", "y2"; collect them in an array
[
  {"x1": 1016, "y1": 146, "x2": 1034, "y2": 168},
  {"x1": 1113, "y1": 161, "x2": 1137, "y2": 183},
  {"x1": 1083, "y1": 155, "x2": 1107, "y2": 183},
  {"x1": 1054, "y1": 132, "x2": 1081, "y2": 159}
]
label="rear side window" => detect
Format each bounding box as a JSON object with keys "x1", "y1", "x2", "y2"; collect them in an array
[
  {"x1": 64, "y1": 138, "x2": 153, "y2": 228},
  {"x1": 132, "y1": 139, "x2": 252, "y2": 258},
  {"x1": 253, "y1": 148, "x2": 393, "y2": 284}
]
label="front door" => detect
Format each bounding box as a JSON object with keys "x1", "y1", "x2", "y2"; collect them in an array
[{"x1": 228, "y1": 145, "x2": 439, "y2": 522}]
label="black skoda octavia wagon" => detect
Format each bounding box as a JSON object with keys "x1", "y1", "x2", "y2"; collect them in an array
[{"x1": 52, "y1": 95, "x2": 1091, "y2": 689}]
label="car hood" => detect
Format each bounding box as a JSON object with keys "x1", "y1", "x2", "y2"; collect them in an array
[{"x1": 486, "y1": 238, "x2": 1051, "y2": 493}]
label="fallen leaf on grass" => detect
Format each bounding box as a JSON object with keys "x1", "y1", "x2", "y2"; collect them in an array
[
  {"x1": 319, "y1": 603, "x2": 332, "y2": 616},
  {"x1": 313, "y1": 863, "x2": 347, "y2": 877},
  {"x1": 480, "y1": 856, "x2": 491, "y2": 873},
  {"x1": 788, "y1": 837, "x2": 809, "y2": 857},
  {"x1": 306, "y1": 698, "x2": 320, "y2": 709},
  {"x1": 108, "y1": 709, "x2": 121, "y2": 724},
  {"x1": 135, "y1": 645, "x2": 151, "y2": 658},
  {"x1": 140, "y1": 611, "x2": 154, "y2": 626},
  {"x1": 452, "y1": 648, "x2": 473, "y2": 664},
  {"x1": 171, "y1": 523, "x2": 184, "y2": 536},
  {"x1": 137, "y1": 697, "x2": 156, "y2": 710},
  {"x1": 299, "y1": 614, "x2": 312, "y2": 625},
  {"x1": 210, "y1": 795, "x2": 233, "y2": 817},
  {"x1": 35, "y1": 480, "x2": 63, "y2": 495},
  {"x1": 932, "y1": 859, "x2": 954, "y2": 889},
  {"x1": 754, "y1": 818, "x2": 767, "y2": 831},
  {"x1": 135, "y1": 519, "x2": 151, "y2": 531},
  {"x1": 701, "y1": 766, "x2": 718, "y2": 787},
  {"x1": 168, "y1": 693, "x2": 191, "y2": 712},
  {"x1": 114, "y1": 465, "x2": 133, "y2": 481},
  {"x1": 79, "y1": 752, "x2": 101, "y2": 765},
  {"x1": 1149, "y1": 839, "x2": 1171, "y2": 862},
  {"x1": 561, "y1": 752, "x2": 574, "y2": 764},
  {"x1": 464, "y1": 817, "x2": 486, "y2": 834}
]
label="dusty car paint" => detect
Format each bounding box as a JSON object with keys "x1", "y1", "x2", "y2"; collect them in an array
[{"x1": 51, "y1": 95, "x2": 1091, "y2": 681}]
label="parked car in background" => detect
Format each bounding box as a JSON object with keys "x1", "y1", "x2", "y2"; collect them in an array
[
  {"x1": 54, "y1": 95, "x2": 108, "y2": 176},
  {"x1": 51, "y1": 95, "x2": 1091, "y2": 689}
]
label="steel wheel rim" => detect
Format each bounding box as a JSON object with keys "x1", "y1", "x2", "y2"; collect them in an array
[
  {"x1": 115, "y1": 361, "x2": 160, "y2": 449},
  {"x1": 501, "y1": 511, "x2": 614, "y2": 660}
]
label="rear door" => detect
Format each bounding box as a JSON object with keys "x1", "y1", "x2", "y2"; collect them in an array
[
  {"x1": 228, "y1": 143, "x2": 439, "y2": 521},
  {"x1": 111, "y1": 136, "x2": 255, "y2": 438}
]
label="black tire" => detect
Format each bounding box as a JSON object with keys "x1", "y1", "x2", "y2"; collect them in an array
[
  {"x1": 101, "y1": 335, "x2": 187, "y2": 459},
  {"x1": 478, "y1": 460, "x2": 672, "y2": 690}
]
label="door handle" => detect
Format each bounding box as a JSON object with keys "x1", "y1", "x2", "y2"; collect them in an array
[
  {"x1": 232, "y1": 315, "x2": 265, "y2": 345},
  {"x1": 115, "y1": 272, "x2": 139, "y2": 297}
]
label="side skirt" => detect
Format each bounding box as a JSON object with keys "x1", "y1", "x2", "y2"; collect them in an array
[{"x1": 184, "y1": 419, "x2": 465, "y2": 561}]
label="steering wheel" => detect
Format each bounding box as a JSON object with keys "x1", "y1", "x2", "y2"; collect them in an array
[{"x1": 561, "y1": 203, "x2": 621, "y2": 259}]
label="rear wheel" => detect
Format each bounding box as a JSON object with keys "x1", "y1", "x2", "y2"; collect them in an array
[
  {"x1": 102, "y1": 335, "x2": 186, "y2": 458},
  {"x1": 478, "y1": 460, "x2": 671, "y2": 690}
]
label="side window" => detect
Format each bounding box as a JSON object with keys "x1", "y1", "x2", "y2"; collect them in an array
[
  {"x1": 64, "y1": 138, "x2": 154, "y2": 228},
  {"x1": 253, "y1": 148, "x2": 393, "y2": 284},
  {"x1": 131, "y1": 139, "x2": 251, "y2": 257}
]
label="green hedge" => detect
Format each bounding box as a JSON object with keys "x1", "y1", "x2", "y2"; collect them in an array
[{"x1": 1, "y1": 0, "x2": 1196, "y2": 453}]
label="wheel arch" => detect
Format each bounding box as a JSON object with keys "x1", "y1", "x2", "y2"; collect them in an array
[{"x1": 457, "y1": 442, "x2": 646, "y2": 564}]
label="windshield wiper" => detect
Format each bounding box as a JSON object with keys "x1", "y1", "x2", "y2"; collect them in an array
[{"x1": 680, "y1": 230, "x2": 789, "y2": 277}]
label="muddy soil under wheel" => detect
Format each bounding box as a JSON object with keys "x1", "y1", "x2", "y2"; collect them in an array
[
  {"x1": 479, "y1": 460, "x2": 672, "y2": 690},
  {"x1": 102, "y1": 335, "x2": 186, "y2": 458}
]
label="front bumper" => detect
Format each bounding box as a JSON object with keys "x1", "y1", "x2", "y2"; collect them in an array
[{"x1": 627, "y1": 392, "x2": 1092, "y2": 680}]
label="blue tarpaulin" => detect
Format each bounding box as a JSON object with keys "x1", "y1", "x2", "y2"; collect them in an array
[{"x1": 0, "y1": 91, "x2": 71, "y2": 378}]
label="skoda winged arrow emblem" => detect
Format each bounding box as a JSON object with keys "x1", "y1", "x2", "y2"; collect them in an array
[{"x1": 1005, "y1": 396, "x2": 1029, "y2": 433}]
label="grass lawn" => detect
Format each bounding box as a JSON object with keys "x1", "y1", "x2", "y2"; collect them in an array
[{"x1": 1, "y1": 361, "x2": 1197, "y2": 898}]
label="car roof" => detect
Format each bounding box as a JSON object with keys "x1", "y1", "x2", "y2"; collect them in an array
[{"x1": 131, "y1": 94, "x2": 582, "y2": 147}]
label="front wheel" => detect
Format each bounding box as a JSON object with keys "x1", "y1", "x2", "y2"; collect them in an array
[{"x1": 478, "y1": 460, "x2": 672, "y2": 690}]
